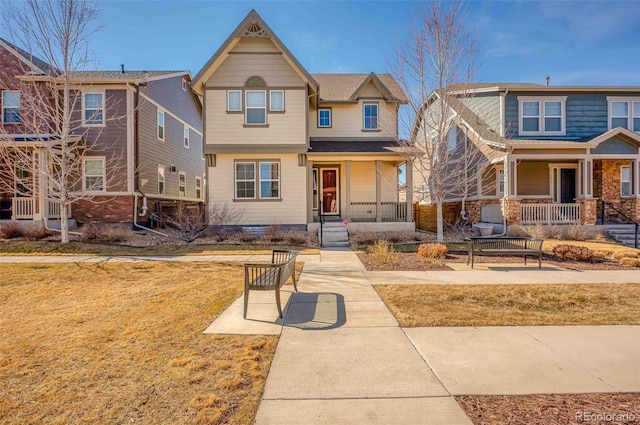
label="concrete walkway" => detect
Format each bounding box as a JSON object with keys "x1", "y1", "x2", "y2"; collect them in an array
[
  {"x1": 0, "y1": 254, "x2": 321, "y2": 263},
  {"x1": 202, "y1": 248, "x2": 640, "y2": 424}
]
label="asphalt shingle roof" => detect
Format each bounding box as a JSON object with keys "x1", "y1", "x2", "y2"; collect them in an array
[
  {"x1": 309, "y1": 139, "x2": 404, "y2": 154},
  {"x1": 312, "y1": 73, "x2": 408, "y2": 103}
]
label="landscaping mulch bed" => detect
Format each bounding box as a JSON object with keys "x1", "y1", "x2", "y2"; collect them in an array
[
  {"x1": 357, "y1": 252, "x2": 632, "y2": 271},
  {"x1": 457, "y1": 393, "x2": 640, "y2": 425}
]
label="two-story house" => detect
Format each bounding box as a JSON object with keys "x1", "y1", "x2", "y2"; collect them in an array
[
  {"x1": 191, "y1": 10, "x2": 412, "y2": 237},
  {"x1": 414, "y1": 83, "x2": 640, "y2": 230},
  {"x1": 0, "y1": 37, "x2": 204, "y2": 227}
]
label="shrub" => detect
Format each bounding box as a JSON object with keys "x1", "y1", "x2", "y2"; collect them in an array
[
  {"x1": 368, "y1": 240, "x2": 398, "y2": 264},
  {"x1": 385, "y1": 232, "x2": 404, "y2": 244},
  {"x1": 620, "y1": 257, "x2": 640, "y2": 267},
  {"x1": 238, "y1": 233, "x2": 258, "y2": 243},
  {"x1": 523, "y1": 223, "x2": 547, "y2": 240},
  {"x1": 351, "y1": 232, "x2": 380, "y2": 247},
  {"x1": 24, "y1": 227, "x2": 53, "y2": 240},
  {"x1": 0, "y1": 221, "x2": 23, "y2": 239},
  {"x1": 82, "y1": 224, "x2": 128, "y2": 243},
  {"x1": 417, "y1": 243, "x2": 448, "y2": 259},
  {"x1": 612, "y1": 250, "x2": 640, "y2": 260},
  {"x1": 266, "y1": 225, "x2": 286, "y2": 243},
  {"x1": 286, "y1": 231, "x2": 309, "y2": 246},
  {"x1": 552, "y1": 244, "x2": 594, "y2": 262},
  {"x1": 566, "y1": 224, "x2": 587, "y2": 241}
]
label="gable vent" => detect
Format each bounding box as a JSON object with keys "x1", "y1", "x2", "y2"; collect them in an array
[{"x1": 244, "y1": 21, "x2": 268, "y2": 38}]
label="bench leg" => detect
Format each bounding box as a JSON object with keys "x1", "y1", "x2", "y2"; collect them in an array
[
  {"x1": 471, "y1": 253, "x2": 474, "y2": 269},
  {"x1": 275, "y1": 287, "x2": 283, "y2": 318},
  {"x1": 524, "y1": 255, "x2": 527, "y2": 266},
  {"x1": 243, "y1": 289, "x2": 249, "y2": 319},
  {"x1": 538, "y1": 254, "x2": 542, "y2": 269},
  {"x1": 292, "y1": 265, "x2": 298, "y2": 292}
]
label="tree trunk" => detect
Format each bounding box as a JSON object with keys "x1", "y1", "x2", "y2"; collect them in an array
[
  {"x1": 436, "y1": 200, "x2": 444, "y2": 243},
  {"x1": 60, "y1": 202, "x2": 69, "y2": 244}
]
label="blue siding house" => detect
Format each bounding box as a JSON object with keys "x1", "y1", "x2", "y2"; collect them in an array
[{"x1": 415, "y1": 83, "x2": 640, "y2": 229}]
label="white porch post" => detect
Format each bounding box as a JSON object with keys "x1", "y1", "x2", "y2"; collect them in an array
[
  {"x1": 585, "y1": 158, "x2": 593, "y2": 198},
  {"x1": 405, "y1": 160, "x2": 413, "y2": 222},
  {"x1": 345, "y1": 160, "x2": 351, "y2": 221},
  {"x1": 375, "y1": 160, "x2": 382, "y2": 222},
  {"x1": 503, "y1": 156, "x2": 511, "y2": 198},
  {"x1": 306, "y1": 160, "x2": 314, "y2": 223},
  {"x1": 511, "y1": 159, "x2": 518, "y2": 198}
]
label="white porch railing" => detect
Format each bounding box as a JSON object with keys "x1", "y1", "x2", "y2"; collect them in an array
[
  {"x1": 48, "y1": 201, "x2": 64, "y2": 219},
  {"x1": 12, "y1": 197, "x2": 34, "y2": 219},
  {"x1": 520, "y1": 203, "x2": 581, "y2": 225},
  {"x1": 349, "y1": 202, "x2": 407, "y2": 222}
]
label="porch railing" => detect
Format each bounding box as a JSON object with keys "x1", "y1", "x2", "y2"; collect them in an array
[
  {"x1": 349, "y1": 202, "x2": 407, "y2": 222},
  {"x1": 520, "y1": 203, "x2": 581, "y2": 225},
  {"x1": 48, "y1": 201, "x2": 65, "y2": 219},
  {"x1": 12, "y1": 197, "x2": 34, "y2": 219}
]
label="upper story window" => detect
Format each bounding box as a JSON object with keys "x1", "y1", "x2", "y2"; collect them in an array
[
  {"x1": 245, "y1": 90, "x2": 266, "y2": 125},
  {"x1": 318, "y1": 108, "x2": 331, "y2": 127},
  {"x1": 83, "y1": 157, "x2": 105, "y2": 191},
  {"x1": 363, "y1": 102, "x2": 378, "y2": 130},
  {"x1": 158, "y1": 165, "x2": 165, "y2": 195},
  {"x1": 518, "y1": 96, "x2": 566, "y2": 136},
  {"x1": 184, "y1": 126, "x2": 190, "y2": 148},
  {"x1": 157, "y1": 110, "x2": 165, "y2": 140},
  {"x1": 2, "y1": 91, "x2": 21, "y2": 124},
  {"x1": 227, "y1": 90, "x2": 242, "y2": 112},
  {"x1": 269, "y1": 90, "x2": 284, "y2": 112},
  {"x1": 83, "y1": 92, "x2": 104, "y2": 126},
  {"x1": 446, "y1": 126, "x2": 458, "y2": 150},
  {"x1": 182, "y1": 78, "x2": 187, "y2": 91},
  {"x1": 608, "y1": 97, "x2": 640, "y2": 132},
  {"x1": 195, "y1": 176, "x2": 202, "y2": 199}
]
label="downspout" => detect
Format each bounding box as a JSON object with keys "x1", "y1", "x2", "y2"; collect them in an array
[{"x1": 130, "y1": 81, "x2": 168, "y2": 237}]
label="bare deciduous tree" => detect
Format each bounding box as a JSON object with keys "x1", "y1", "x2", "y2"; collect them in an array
[
  {"x1": 391, "y1": 0, "x2": 497, "y2": 242},
  {"x1": 0, "y1": 0, "x2": 124, "y2": 243}
]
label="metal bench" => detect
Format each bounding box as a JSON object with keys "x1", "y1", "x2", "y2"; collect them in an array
[
  {"x1": 467, "y1": 237, "x2": 543, "y2": 269},
  {"x1": 243, "y1": 249, "x2": 299, "y2": 319}
]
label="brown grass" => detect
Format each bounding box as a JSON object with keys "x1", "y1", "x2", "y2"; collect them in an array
[
  {"x1": 0, "y1": 262, "x2": 299, "y2": 424},
  {"x1": 374, "y1": 284, "x2": 640, "y2": 327},
  {"x1": 542, "y1": 239, "x2": 640, "y2": 259},
  {"x1": 0, "y1": 240, "x2": 319, "y2": 256}
]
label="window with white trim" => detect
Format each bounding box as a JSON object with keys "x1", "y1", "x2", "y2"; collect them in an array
[
  {"x1": 363, "y1": 102, "x2": 378, "y2": 130},
  {"x1": 518, "y1": 97, "x2": 566, "y2": 135},
  {"x1": 235, "y1": 162, "x2": 255, "y2": 199},
  {"x1": 2, "y1": 90, "x2": 20, "y2": 124},
  {"x1": 621, "y1": 165, "x2": 631, "y2": 197},
  {"x1": 83, "y1": 92, "x2": 104, "y2": 126},
  {"x1": 158, "y1": 165, "x2": 165, "y2": 195},
  {"x1": 184, "y1": 126, "x2": 190, "y2": 148},
  {"x1": 83, "y1": 157, "x2": 105, "y2": 191},
  {"x1": 497, "y1": 167, "x2": 505, "y2": 195},
  {"x1": 245, "y1": 90, "x2": 266, "y2": 124},
  {"x1": 270, "y1": 90, "x2": 284, "y2": 111},
  {"x1": 446, "y1": 126, "x2": 458, "y2": 150},
  {"x1": 178, "y1": 171, "x2": 186, "y2": 198},
  {"x1": 227, "y1": 90, "x2": 242, "y2": 112},
  {"x1": 608, "y1": 98, "x2": 640, "y2": 132},
  {"x1": 182, "y1": 78, "x2": 187, "y2": 91},
  {"x1": 195, "y1": 176, "x2": 202, "y2": 199},
  {"x1": 318, "y1": 109, "x2": 331, "y2": 127},
  {"x1": 259, "y1": 162, "x2": 279, "y2": 198},
  {"x1": 157, "y1": 110, "x2": 165, "y2": 140}
]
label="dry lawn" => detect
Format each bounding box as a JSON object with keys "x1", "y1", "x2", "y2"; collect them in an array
[
  {"x1": 0, "y1": 262, "x2": 299, "y2": 424},
  {"x1": 0, "y1": 240, "x2": 319, "y2": 256},
  {"x1": 374, "y1": 284, "x2": 640, "y2": 327}
]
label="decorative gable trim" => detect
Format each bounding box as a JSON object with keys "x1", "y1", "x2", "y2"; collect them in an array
[
  {"x1": 589, "y1": 127, "x2": 640, "y2": 148},
  {"x1": 349, "y1": 72, "x2": 397, "y2": 103}
]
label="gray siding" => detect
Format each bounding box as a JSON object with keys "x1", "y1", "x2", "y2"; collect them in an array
[
  {"x1": 505, "y1": 92, "x2": 640, "y2": 140},
  {"x1": 592, "y1": 136, "x2": 638, "y2": 154},
  {"x1": 137, "y1": 99, "x2": 204, "y2": 200},
  {"x1": 142, "y1": 75, "x2": 202, "y2": 130},
  {"x1": 462, "y1": 93, "x2": 500, "y2": 134}
]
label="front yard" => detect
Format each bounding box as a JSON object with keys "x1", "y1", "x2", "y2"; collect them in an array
[{"x1": 0, "y1": 262, "x2": 289, "y2": 424}]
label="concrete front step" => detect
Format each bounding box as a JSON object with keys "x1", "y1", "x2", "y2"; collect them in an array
[
  {"x1": 323, "y1": 241, "x2": 350, "y2": 247},
  {"x1": 318, "y1": 225, "x2": 349, "y2": 247}
]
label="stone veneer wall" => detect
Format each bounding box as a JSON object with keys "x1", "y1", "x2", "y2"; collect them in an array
[{"x1": 594, "y1": 159, "x2": 637, "y2": 221}]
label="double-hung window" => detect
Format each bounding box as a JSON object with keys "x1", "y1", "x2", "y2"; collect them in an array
[
  {"x1": 245, "y1": 90, "x2": 266, "y2": 124},
  {"x1": 157, "y1": 110, "x2": 165, "y2": 140},
  {"x1": 184, "y1": 126, "x2": 190, "y2": 148},
  {"x1": 518, "y1": 97, "x2": 566, "y2": 135},
  {"x1": 235, "y1": 161, "x2": 280, "y2": 199},
  {"x1": 318, "y1": 108, "x2": 331, "y2": 127},
  {"x1": 83, "y1": 92, "x2": 104, "y2": 126},
  {"x1": 363, "y1": 102, "x2": 378, "y2": 130},
  {"x1": 195, "y1": 176, "x2": 202, "y2": 199},
  {"x1": 621, "y1": 165, "x2": 631, "y2": 197},
  {"x1": 178, "y1": 172, "x2": 186, "y2": 198},
  {"x1": 269, "y1": 90, "x2": 284, "y2": 111},
  {"x1": 227, "y1": 90, "x2": 242, "y2": 112},
  {"x1": 158, "y1": 165, "x2": 165, "y2": 195},
  {"x1": 608, "y1": 98, "x2": 640, "y2": 132},
  {"x1": 83, "y1": 157, "x2": 105, "y2": 191},
  {"x1": 2, "y1": 91, "x2": 21, "y2": 124}
]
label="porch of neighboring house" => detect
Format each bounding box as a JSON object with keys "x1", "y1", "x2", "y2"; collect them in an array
[
  {"x1": 468, "y1": 157, "x2": 640, "y2": 227},
  {"x1": 305, "y1": 156, "x2": 415, "y2": 233}
]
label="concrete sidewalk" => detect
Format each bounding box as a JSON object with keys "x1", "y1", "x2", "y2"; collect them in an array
[
  {"x1": 202, "y1": 248, "x2": 639, "y2": 424},
  {"x1": 0, "y1": 254, "x2": 321, "y2": 263}
]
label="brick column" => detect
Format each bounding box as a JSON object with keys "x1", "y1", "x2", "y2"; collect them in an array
[
  {"x1": 504, "y1": 198, "x2": 521, "y2": 225},
  {"x1": 577, "y1": 198, "x2": 598, "y2": 225}
]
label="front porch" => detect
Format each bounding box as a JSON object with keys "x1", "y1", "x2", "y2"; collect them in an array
[{"x1": 6, "y1": 196, "x2": 67, "y2": 220}]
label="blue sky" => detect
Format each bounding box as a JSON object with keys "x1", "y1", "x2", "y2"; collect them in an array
[{"x1": 81, "y1": 0, "x2": 640, "y2": 86}]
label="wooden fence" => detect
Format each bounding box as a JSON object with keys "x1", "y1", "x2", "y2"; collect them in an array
[{"x1": 413, "y1": 202, "x2": 461, "y2": 232}]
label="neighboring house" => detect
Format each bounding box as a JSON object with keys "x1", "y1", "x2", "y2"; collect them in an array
[
  {"x1": 414, "y1": 82, "x2": 640, "y2": 228},
  {"x1": 0, "y1": 37, "x2": 204, "y2": 225},
  {"x1": 191, "y1": 10, "x2": 412, "y2": 233}
]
